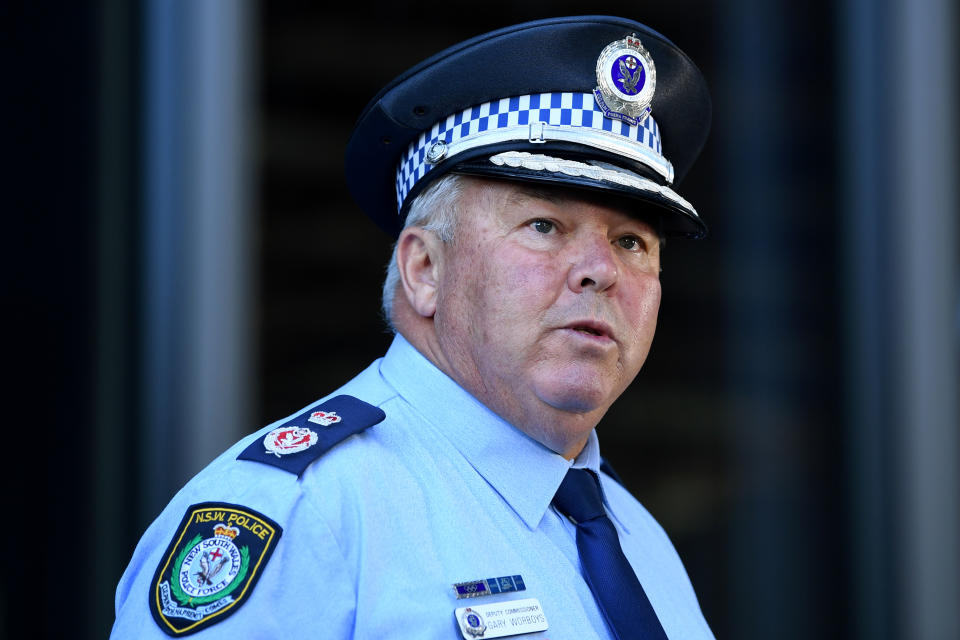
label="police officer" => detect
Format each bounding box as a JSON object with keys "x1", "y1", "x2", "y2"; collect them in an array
[{"x1": 112, "y1": 16, "x2": 714, "y2": 639}]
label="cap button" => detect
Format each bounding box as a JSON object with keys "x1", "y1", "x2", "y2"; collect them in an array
[{"x1": 425, "y1": 141, "x2": 448, "y2": 164}]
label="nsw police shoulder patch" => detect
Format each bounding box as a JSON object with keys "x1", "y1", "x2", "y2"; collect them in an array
[{"x1": 149, "y1": 502, "x2": 282, "y2": 636}]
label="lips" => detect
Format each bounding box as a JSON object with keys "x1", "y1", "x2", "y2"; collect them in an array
[{"x1": 564, "y1": 319, "x2": 615, "y2": 341}]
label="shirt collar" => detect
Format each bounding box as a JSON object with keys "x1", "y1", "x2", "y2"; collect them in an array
[
  {"x1": 379, "y1": 334, "x2": 601, "y2": 530},
  {"x1": 571, "y1": 430, "x2": 601, "y2": 471}
]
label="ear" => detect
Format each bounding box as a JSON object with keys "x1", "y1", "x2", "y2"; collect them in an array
[{"x1": 395, "y1": 227, "x2": 444, "y2": 318}]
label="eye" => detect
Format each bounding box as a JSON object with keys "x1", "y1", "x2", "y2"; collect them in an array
[
  {"x1": 531, "y1": 219, "x2": 555, "y2": 234},
  {"x1": 616, "y1": 235, "x2": 643, "y2": 251}
]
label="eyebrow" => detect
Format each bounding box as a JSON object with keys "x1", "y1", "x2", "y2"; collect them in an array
[
  {"x1": 506, "y1": 184, "x2": 647, "y2": 221},
  {"x1": 505, "y1": 184, "x2": 571, "y2": 207},
  {"x1": 503, "y1": 183, "x2": 664, "y2": 240}
]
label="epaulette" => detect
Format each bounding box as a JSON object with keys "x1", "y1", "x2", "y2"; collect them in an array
[{"x1": 237, "y1": 395, "x2": 386, "y2": 476}]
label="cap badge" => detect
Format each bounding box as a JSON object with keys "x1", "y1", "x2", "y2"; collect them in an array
[
  {"x1": 263, "y1": 426, "x2": 318, "y2": 457},
  {"x1": 593, "y1": 34, "x2": 656, "y2": 126}
]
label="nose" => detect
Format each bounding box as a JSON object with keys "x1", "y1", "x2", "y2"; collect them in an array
[{"x1": 567, "y1": 234, "x2": 618, "y2": 293}]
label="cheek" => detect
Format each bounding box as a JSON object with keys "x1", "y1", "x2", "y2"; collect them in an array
[
  {"x1": 466, "y1": 242, "x2": 560, "y2": 312},
  {"x1": 438, "y1": 249, "x2": 512, "y2": 338},
  {"x1": 623, "y1": 276, "x2": 662, "y2": 340},
  {"x1": 440, "y1": 242, "x2": 565, "y2": 345},
  {"x1": 500, "y1": 260, "x2": 558, "y2": 307}
]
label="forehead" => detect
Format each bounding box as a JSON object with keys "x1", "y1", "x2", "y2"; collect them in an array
[{"x1": 462, "y1": 177, "x2": 663, "y2": 234}]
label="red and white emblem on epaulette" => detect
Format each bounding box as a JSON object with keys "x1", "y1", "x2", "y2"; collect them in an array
[
  {"x1": 308, "y1": 410, "x2": 342, "y2": 426},
  {"x1": 263, "y1": 426, "x2": 318, "y2": 457}
]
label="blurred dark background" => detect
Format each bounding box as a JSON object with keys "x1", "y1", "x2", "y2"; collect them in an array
[{"x1": 6, "y1": 1, "x2": 958, "y2": 638}]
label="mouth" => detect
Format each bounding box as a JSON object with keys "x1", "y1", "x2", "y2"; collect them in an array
[
  {"x1": 565, "y1": 320, "x2": 615, "y2": 342},
  {"x1": 574, "y1": 326, "x2": 603, "y2": 336}
]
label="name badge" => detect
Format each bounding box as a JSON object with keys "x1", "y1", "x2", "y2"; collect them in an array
[{"x1": 455, "y1": 598, "x2": 548, "y2": 639}]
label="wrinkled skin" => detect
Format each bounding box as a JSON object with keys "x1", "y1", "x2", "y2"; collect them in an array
[{"x1": 395, "y1": 178, "x2": 662, "y2": 459}]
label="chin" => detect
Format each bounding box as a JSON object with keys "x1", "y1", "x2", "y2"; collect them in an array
[{"x1": 534, "y1": 375, "x2": 615, "y2": 415}]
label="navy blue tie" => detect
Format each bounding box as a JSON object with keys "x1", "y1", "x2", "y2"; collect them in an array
[{"x1": 552, "y1": 468, "x2": 669, "y2": 640}]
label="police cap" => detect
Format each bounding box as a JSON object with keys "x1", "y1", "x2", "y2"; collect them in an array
[{"x1": 345, "y1": 16, "x2": 711, "y2": 239}]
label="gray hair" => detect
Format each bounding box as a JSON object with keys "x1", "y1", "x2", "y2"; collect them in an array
[{"x1": 381, "y1": 173, "x2": 468, "y2": 329}]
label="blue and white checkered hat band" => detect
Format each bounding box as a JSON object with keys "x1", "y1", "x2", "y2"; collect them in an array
[{"x1": 395, "y1": 92, "x2": 673, "y2": 213}]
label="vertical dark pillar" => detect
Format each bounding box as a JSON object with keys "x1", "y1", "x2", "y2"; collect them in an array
[
  {"x1": 717, "y1": 1, "x2": 844, "y2": 637},
  {"x1": 838, "y1": 1, "x2": 897, "y2": 638}
]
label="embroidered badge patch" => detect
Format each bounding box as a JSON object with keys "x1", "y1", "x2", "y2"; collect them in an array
[{"x1": 150, "y1": 503, "x2": 282, "y2": 636}]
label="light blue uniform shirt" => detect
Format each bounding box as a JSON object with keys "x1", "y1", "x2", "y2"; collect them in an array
[{"x1": 113, "y1": 335, "x2": 713, "y2": 639}]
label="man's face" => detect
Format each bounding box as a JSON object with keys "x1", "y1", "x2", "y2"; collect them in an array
[{"x1": 431, "y1": 178, "x2": 662, "y2": 456}]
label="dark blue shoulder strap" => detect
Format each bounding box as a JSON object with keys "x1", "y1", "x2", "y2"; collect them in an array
[{"x1": 237, "y1": 395, "x2": 386, "y2": 476}]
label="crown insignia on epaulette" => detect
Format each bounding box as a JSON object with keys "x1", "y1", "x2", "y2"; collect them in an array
[{"x1": 308, "y1": 410, "x2": 342, "y2": 426}]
